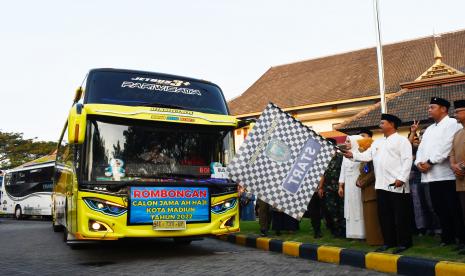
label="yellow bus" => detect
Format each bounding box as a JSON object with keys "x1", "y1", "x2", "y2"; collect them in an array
[{"x1": 52, "y1": 68, "x2": 240, "y2": 247}]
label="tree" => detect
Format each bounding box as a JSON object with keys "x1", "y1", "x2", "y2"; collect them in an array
[{"x1": 0, "y1": 131, "x2": 57, "y2": 169}]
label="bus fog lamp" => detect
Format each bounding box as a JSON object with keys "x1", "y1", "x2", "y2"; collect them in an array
[
  {"x1": 92, "y1": 222, "x2": 101, "y2": 230},
  {"x1": 220, "y1": 215, "x2": 235, "y2": 229},
  {"x1": 88, "y1": 220, "x2": 112, "y2": 232}
]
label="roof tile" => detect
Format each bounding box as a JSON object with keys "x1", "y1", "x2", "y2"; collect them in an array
[{"x1": 229, "y1": 29, "x2": 465, "y2": 116}]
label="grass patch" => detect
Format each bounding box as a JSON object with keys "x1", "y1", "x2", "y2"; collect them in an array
[{"x1": 239, "y1": 219, "x2": 465, "y2": 263}]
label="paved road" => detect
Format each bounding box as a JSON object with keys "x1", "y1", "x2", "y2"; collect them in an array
[{"x1": 0, "y1": 218, "x2": 386, "y2": 275}]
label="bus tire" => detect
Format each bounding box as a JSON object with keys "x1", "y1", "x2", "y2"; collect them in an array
[
  {"x1": 173, "y1": 238, "x2": 193, "y2": 245},
  {"x1": 14, "y1": 205, "x2": 22, "y2": 220},
  {"x1": 52, "y1": 220, "x2": 64, "y2": 232},
  {"x1": 63, "y1": 228, "x2": 69, "y2": 242},
  {"x1": 52, "y1": 206, "x2": 64, "y2": 232},
  {"x1": 63, "y1": 201, "x2": 69, "y2": 241},
  {"x1": 68, "y1": 242, "x2": 83, "y2": 250}
]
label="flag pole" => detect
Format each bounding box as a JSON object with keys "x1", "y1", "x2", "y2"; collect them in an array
[{"x1": 373, "y1": 0, "x2": 387, "y2": 113}]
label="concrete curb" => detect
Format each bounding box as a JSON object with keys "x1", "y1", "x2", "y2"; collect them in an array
[{"x1": 216, "y1": 233, "x2": 465, "y2": 276}]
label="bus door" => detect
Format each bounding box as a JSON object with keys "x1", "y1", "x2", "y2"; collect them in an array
[
  {"x1": 56, "y1": 126, "x2": 77, "y2": 233},
  {"x1": 69, "y1": 167, "x2": 79, "y2": 234}
]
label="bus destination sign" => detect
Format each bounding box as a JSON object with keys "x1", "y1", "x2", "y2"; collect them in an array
[{"x1": 128, "y1": 187, "x2": 210, "y2": 225}]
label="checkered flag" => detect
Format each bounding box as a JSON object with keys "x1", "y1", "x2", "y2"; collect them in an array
[{"x1": 227, "y1": 103, "x2": 335, "y2": 220}]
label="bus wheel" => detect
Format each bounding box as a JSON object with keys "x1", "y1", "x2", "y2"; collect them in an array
[
  {"x1": 14, "y1": 205, "x2": 22, "y2": 220},
  {"x1": 63, "y1": 228, "x2": 69, "y2": 242},
  {"x1": 173, "y1": 238, "x2": 193, "y2": 245},
  {"x1": 52, "y1": 219, "x2": 64, "y2": 232}
]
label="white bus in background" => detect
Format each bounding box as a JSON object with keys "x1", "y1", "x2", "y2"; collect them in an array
[
  {"x1": 0, "y1": 174, "x2": 4, "y2": 214},
  {"x1": 1, "y1": 161, "x2": 54, "y2": 219}
]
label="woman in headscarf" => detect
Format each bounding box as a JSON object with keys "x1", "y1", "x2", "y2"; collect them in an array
[
  {"x1": 239, "y1": 186, "x2": 256, "y2": 221},
  {"x1": 338, "y1": 135, "x2": 365, "y2": 239},
  {"x1": 356, "y1": 137, "x2": 384, "y2": 245}
]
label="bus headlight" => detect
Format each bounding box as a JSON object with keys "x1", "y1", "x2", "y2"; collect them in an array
[
  {"x1": 83, "y1": 198, "x2": 127, "y2": 217},
  {"x1": 211, "y1": 198, "x2": 237, "y2": 214}
]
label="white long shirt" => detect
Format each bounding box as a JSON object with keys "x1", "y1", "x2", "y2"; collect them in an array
[
  {"x1": 338, "y1": 157, "x2": 362, "y2": 221},
  {"x1": 414, "y1": 116, "x2": 462, "y2": 183},
  {"x1": 352, "y1": 132, "x2": 413, "y2": 193}
]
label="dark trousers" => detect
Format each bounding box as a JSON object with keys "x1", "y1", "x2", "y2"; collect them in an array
[
  {"x1": 308, "y1": 193, "x2": 322, "y2": 232},
  {"x1": 459, "y1": 192, "x2": 465, "y2": 226},
  {"x1": 272, "y1": 211, "x2": 299, "y2": 231},
  {"x1": 429, "y1": 181, "x2": 465, "y2": 244},
  {"x1": 257, "y1": 199, "x2": 272, "y2": 232},
  {"x1": 377, "y1": 189, "x2": 413, "y2": 247},
  {"x1": 417, "y1": 182, "x2": 441, "y2": 230}
]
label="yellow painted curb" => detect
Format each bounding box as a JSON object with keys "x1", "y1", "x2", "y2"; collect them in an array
[
  {"x1": 365, "y1": 252, "x2": 400, "y2": 274},
  {"x1": 435, "y1": 261, "x2": 465, "y2": 276},
  {"x1": 235, "y1": 234, "x2": 247, "y2": 246},
  {"x1": 256, "y1": 237, "x2": 271, "y2": 251},
  {"x1": 317, "y1": 246, "x2": 341, "y2": 264},
  {"x1": 283, "y1": 241, "x2": 302, "y2": 257}
]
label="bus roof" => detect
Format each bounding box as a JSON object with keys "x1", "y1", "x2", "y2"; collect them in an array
[
  {"x1": 6, "y1": 161, "x2": 55, "y2": 174},
  {"x1": 83, "y1": 68, "x2": 230, "y2": 115},
  {"x1": 86, "y1": 68, "x2": 221, "y2": 90},
  {"x1": 12, "y1": 153, "x2": 56, "y2": 170}
]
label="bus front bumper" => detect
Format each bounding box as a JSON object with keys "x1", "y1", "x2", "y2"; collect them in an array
[{"x1": 74, "y1": 194, "x2": 240, "y2": 240}]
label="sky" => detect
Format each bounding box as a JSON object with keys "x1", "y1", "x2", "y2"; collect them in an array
[{"x1": 1, "y1": 0, "x2": 464, "y2": 141}]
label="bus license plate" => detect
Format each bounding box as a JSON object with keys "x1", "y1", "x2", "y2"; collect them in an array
[{"x1": 153, "y1": 220, "x2": 186, "y2": 231}]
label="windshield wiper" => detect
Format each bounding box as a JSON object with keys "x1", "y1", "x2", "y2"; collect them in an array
[
  {"x1": 139, "y1": 102, "x2": 193, "y2": 111},
  {"x1": 157, "y1": 173, "x2": 210, "y2": 179}
]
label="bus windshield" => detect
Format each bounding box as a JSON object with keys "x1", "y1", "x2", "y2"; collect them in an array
[
  {"x1": 85, "y1": 70, "x2": 229, "y2": 115},
  {"x1": 4, "y1": 166, "x2": 54, "y2": 198},
  {"x1": 83, "y1": 118, "x2": 234, "y2": 182}
]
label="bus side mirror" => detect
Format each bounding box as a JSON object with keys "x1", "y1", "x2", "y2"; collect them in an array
[
  {"x1": 73, "y1": 87, "x2": 83, "y2": 104},
  {"x1": 68, "y1": 103, "x2": 87, "y2": 144}
]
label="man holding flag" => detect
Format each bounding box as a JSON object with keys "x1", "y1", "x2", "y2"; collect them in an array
[{"x1": 342, "y1": 113, "x2": 413, "y2": 254}]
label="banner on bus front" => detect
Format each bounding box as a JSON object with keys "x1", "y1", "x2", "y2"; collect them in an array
[{"x1": 128, "y1": 186, "x2": 210, "y2": 225}]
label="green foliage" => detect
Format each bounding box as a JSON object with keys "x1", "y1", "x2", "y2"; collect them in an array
[{"x1": 0, "y1": 131, "x2": 57, "y2": 169}]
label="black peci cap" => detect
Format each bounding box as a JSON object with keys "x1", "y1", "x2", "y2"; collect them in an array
[
  {"x1": 381, "y1": 113, "x2": 402, "y2": 128},
  {"x1": 454, "y1": 100, "x2": 465, "y2": 109},
  {"x1": 357, "y1": 128, "x2": 373, "y2": 137},
  {"x1": 430, "y1": 97, "x2": 451, "y2": 109},
  {"x1": 326, "y1": 138, "x2": 337, "y2": 145}
]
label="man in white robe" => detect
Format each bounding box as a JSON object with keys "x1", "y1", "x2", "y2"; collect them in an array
[
  {"x1": 343, "y1": 113, "x2": 413, "y2": 254},
  {"x1": 415, "y1": 97, "x2": 465, "y2": 248}
]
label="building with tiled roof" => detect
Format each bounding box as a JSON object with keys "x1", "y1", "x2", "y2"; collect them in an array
[
  {"x1": 337, "y1": 42, "x2": 465, "y2": 133},
  {"x1": 229, "y1": 29, "x2": 465, "y2": 146}
]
